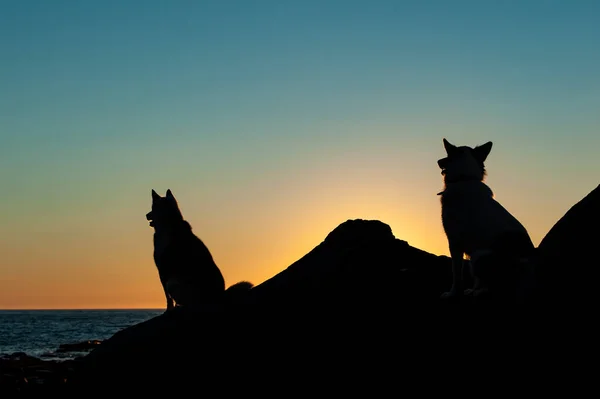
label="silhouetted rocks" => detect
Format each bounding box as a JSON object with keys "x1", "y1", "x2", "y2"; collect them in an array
[
  {"x1": 245, "y1": 219, "x2": 451, "y2": 309},
  {"x1": 0, "y1": 352, "x2": 78, "y2": 395},
  {"x1": 64, "y1": 219, "x2": 455, "y2": 395},
  {"x1": 0, "y1": 339, "x2": 104, "y2": 395},
  {"x1": 69, "y1": 216, "x2": 575, "y2": 395},
  {"x1": 535, "y1": 184, "x2": 600, "y2": 307},
  {"x1": 56, "y1": 340, "x2": 102, "y2": 353},
  {"x1": 323, "y1": 218, "x2": 396, "y2": 247},
  {"x1": 15, "y1": 183, "x2": 600, "y2": 395}
]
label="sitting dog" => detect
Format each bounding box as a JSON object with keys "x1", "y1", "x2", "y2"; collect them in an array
[
  {"x1": 147, "y1": 189, "x2": 251, "y2": 310},
  {"x1": 437, "y1": 139, "x2": 535, "y2": 300}
]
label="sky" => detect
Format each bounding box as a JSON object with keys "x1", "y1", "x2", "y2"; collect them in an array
[{"x1": 0, "y1": 0, "x2": 598, "y2": 309}]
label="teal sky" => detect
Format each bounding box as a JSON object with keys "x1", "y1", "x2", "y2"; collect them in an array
[{"x1": 0, "y1": 0, "x2": 598, "y2": 308}]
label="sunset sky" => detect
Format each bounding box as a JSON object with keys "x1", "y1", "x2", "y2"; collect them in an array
[{"x1": 1, "y1": 0, "x2": 598, "y2": 309}]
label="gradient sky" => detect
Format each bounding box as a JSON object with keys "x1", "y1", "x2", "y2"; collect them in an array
[{"x1": 1, "y1": 0, "x2": 598, "y2": 309}]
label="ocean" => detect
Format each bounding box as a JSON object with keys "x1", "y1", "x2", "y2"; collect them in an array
[{"x1": 0, "y1": 309, "x2": 163, "y2": 360}]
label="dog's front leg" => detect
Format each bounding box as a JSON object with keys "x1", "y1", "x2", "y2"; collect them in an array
[
  {"x1": 165, "y1": 292, "x2": 174, "y2": 310},
  {"x1": 441, "y1": 244, "x2": 464, "y2": 300},
  {"x1": 160, "y1": 277, "x2": 174, "y2": 311}
]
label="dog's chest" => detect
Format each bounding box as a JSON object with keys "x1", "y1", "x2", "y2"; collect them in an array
[
  {"x1": 441, "y1": 196, "x2": 486, "y2": 237},
  {"x1": 153, "y1": 232, "x2": 171, "y2": 258},
  {"x1": 153, "y1": 231, "x2": 177, "y2": 272},
  {"x1": 152, "y1": 229, "x2": 217, "y2": 276},
  {"x1": 440, "y1": 184, "x2": 525, "y2": 251}
]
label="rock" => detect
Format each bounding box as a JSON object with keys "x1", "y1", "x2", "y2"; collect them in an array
[
  {"x1": 245, "y1": 219, "x2": 440, "y2": 309},
  {"x1": 56, "y1": 340, "x2": 102, "y2": 353},
  {"x1": 0, "y1": 352, "x2": 43, "y2": 369},
  {"x1": 5, "y1": 179, "x2": 599, "y2": 396},
  {"x1": 536, "y1": 184, "x2": 600, "y2": 306},
  {"x1": 0, "y1": 352, "x2": 74, "y2": 396},
  {"x1": 28, "y1": 196, "x2": 600, "y2": 396},
  {"x1": 67, "y1": 219, "x2": 453, "y2": 395},
  {"x1": 322, "y1": 218, "x2": 397, "y2": 247}
]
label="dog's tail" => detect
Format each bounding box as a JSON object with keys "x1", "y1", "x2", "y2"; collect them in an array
[
  {"x1": 223, "y1": 280, "x2": 254, "y2": 304},
  {"x1": 226, "y1": 280, "x2": 254, "y2": 292}
]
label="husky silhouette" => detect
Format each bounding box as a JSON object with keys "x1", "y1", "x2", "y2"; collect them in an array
[
  {"x1": 437, "y1": 139, "x2": 535, "y2": 300},
  {"x1": 146, "y1": 189, "x2": 252, "y2": 309}
]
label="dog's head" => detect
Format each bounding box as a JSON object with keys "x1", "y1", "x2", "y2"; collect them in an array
[
  {"x1": 438, "y1": 138, "x2": 493, "y2": 184},
  {"x1": 146, "y1": 189, "x2": 183, "y2": 228}
]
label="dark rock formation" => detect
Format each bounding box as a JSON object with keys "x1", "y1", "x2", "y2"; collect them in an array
[
  {"x1": 67, "y1": 219, "x2": 454, "y2": 394},
  {"x1": 1, "y1": 339, "x2": 103, "y2": 395},
  {"x1": 535, "y1": 184, "x2": 600, "y2": 306},
  {"x1": 0, "y1": 352, "x2": 79, "y2": 395},
  {"x1": 245, "y1": 218, "x2": 452, "y2": 309},
  {"x1": 55, "y1": 340, "x2": 102, "y2": 353},
  {"x1": 17, "y1": 181, "x2": 599, "y2": 395},
  {"x1": 72, "y1": 213, "x2": 600, "y2": 395}
]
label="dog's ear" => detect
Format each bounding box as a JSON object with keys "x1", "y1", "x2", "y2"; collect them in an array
[
  {"x1": 151, "y1": 189, "x2": 160, "y2": 201},
  {"x1": 474, "y1": 141, "x2": 493, "y2": 162},
  {"x1": 166, "y1": 189, "x2": 175, "y2": 200},
  {"x1": 443, "y1": 138, "x2": 457, "y2": 154}
]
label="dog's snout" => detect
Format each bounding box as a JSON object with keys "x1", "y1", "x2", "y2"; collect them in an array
[
  {"x1": 437, "y1": 158, "x2": 448, "y2": 169},
  {"x1": 146, "y1": 212, "x2": 153, "y2": 220}
]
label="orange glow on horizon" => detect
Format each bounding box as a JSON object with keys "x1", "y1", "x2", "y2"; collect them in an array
[
  {"x1": 0, "y1": 142, "x2": 585, "y2": 310},
  {"x1": 0, "y1": 191, "x2": 451, "y2": 310}
]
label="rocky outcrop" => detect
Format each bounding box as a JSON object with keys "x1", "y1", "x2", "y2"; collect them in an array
[
  {"x1": 535, "y1": 184, "x2": 600, "y2": 306},
  {"x1": 12, "y1": 182, "x2": 600, "y2": 395},
  {"x1": 0, "y1": 352, "x2": 81, "y2": 395},
  {"x1": 67, "y1": 219, "x2": 453, "y2": 394},
  {"x1": 55, "y1": 340, "x2": 102, "y2": 354},
  {"x1": 244, "y1": 218, "x2": 451, "y2": 309}
]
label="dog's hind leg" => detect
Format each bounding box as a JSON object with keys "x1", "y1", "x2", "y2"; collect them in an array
[
  {"x1": 441, "y1": 243, "x2": 465, "y2": 300},
  {"x1": 464, "y1": 251, "x2": 492, "y2": 297},
  {"x1": 161, "y1": 277, "x2": 174, "y2": 310},
  {"x1": 463, "y1": 261, "x2": 478, "y2": 296},
  {"x1": 165, "y1": 290, "x2": 174, "y2": 310},
  {"x1": 465, "y1": 273, "x2": 488, "y2": 296}
]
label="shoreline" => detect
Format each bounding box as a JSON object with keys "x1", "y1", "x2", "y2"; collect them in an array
[
  {"x1": 0, "y1": 339, "x2": 102, "y2": 361},
  {"x1": 0, "y1": 340, "x2": 100, "y2": 394}
]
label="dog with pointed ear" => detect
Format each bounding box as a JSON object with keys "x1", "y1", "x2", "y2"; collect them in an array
[
  {"x1": 146, "y1": 189, "x2": 184, "y2": 229},
  {"x1": 437, "y1": 138, "x2": 534, "y2": 302},
  {"x1": 437, "y1": 138, "x2": 493, "y2": 185},
  {"x1": 145, "y1": 188, "x2": 226, "y2": 310}
]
